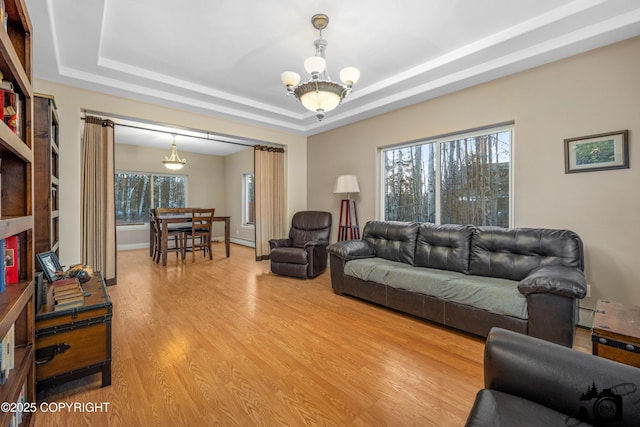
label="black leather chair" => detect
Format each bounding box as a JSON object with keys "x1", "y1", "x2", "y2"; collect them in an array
[
  {"x1": 466, "y1": 328, "x2": 640, "y2": 427},
  {"x1": 269, "y1": 211, "x2": 332, "y2": 279}
]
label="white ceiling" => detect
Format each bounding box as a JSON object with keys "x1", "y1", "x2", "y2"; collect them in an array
[{"x1": 27, "y1": 0, "x2": 640, "y2": 149}]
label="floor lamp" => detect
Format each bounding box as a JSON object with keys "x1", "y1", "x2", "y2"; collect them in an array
[{"x1": 334, "y1": 175, "x2": 361, "y2": 241}]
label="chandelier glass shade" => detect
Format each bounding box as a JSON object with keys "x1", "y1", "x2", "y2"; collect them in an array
[
  {"x1": 162, "y1": 135, "x2": 186, "y2": 170},
  {"x1": 281, "y1": 14, "x2": 360, "y2": 121}
]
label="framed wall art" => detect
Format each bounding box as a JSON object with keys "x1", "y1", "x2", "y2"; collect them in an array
[{"x1": 564, "y1": 130, "x2": 629, "y2": 173}]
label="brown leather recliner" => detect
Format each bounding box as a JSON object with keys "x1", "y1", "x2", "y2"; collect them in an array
[{"x1": 269, "y1": 211, "x2": 332, "y2": 279}]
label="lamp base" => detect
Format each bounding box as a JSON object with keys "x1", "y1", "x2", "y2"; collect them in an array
[{"x1": 338, "y1": 199, "x2": 360, "y2": 241}]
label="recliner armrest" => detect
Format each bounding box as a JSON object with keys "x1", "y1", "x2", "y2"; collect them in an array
[
  {"x1": 518, "y1": 265, "x2": 587, "y2": 299},
  {"x1": 269, "y1": 238, "x2": 293, "y2": 249},
  {"x1": 303, "y1": 240, "x2": 329, "y2": 249},
  {"x1": 327, "y1": 240, "x2": 375, "y2": 261},
  {"x1": 477, "y1": 328, "x2": 640, "y2": 426}
]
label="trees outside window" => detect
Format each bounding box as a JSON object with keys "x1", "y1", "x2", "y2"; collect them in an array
[
  {"x1": 243, "y1": 173, "x2": 255, "y2": 226},
  {"x1": 382, "y1": 126, "x2": 512, "y2": 227},
  {"x1": 115, "y1": 171, "x2": 187, "y2": 225}
]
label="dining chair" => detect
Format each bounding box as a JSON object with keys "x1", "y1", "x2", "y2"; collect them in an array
[
  {"x1": 183, "y1": 208, "x2": 215, "y2": 262},
  {"x1": 149, "y1": 209, "x2": 161, "y2": 262},
  {"x1": 156, "y1": 207, "x2": 187, "y2": 260}
]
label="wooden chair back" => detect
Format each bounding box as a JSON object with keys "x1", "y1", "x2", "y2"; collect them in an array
[{"x1": 191, "y1": 208, "x2": 215, "y2": 234}]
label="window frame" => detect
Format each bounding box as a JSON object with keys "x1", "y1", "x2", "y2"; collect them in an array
[
  {"x1": 242, "y1": 172, "x2": 255, "y2": 227},
  {"x1": 115, "y1": 170, "x2": 189, "y2": 227},
  {"x1": 378, "y1": 123, "x2": 514, "y2": 227}
]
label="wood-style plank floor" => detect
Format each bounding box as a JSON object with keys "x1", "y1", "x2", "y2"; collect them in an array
[{"x1": 34, "y1": 243, "x2": 591, "y2": 426}]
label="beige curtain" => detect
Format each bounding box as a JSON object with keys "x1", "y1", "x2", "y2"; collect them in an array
[
  {"x1": 254, "y1": 145, "x2": 285, "y2": 261},
  {"x1": 81, "y1": 116, "x2": 117, "y2": 284}
]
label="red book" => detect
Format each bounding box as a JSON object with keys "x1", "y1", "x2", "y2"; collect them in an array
[{"x1": 5, "y1": 235, "x2": 18, "y2": 284}]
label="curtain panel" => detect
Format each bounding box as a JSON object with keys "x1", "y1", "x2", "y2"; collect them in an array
[
  {"x1": 81, "y1": 116, "x2": 117, "y2": 284},
  {"x1": 254, "y1": 145, "x2": 285, "y2": 261}
]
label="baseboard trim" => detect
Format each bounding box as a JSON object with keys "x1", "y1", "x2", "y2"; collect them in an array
[{"x1": 118, "y1": 238, "x2": 256, "y2": 251}]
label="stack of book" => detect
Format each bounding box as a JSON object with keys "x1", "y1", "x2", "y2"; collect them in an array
[{"x1": 52, "y1": 278, "x2": 85, "y2": 311}]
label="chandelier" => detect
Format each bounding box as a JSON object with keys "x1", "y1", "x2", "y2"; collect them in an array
[
  {"x1": 162, "y1": 135, "x2": 186, "y2": 170},
  {"x1": 281, "y1": 13, "x2": 360, "y2": 121}
]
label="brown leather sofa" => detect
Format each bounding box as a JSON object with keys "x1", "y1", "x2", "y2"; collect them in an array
[
  {"x1": 466, "y1": 328, "x2": 640, "y2": 426},
  {"x1": 328, "y1": 221, "x2": 587, "y2": 346},
  {"x1": 269, "y1": 211, "x2": 332, "y2": 279}
]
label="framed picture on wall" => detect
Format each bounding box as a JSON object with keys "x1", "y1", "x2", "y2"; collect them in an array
[{"x1": 564, "y1": 130, "x2": 629, "y2": 173}]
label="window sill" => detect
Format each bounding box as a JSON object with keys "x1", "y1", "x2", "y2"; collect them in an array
[{"x1": 117, "y1": 223, "x2": 149, "y2": 232}]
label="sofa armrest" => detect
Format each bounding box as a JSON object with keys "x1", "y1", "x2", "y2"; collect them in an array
[
  {"x1": 327, "y1": 240, "x2": 375, "y2": 261},
  {"x1": 269, "y1": 238, "x2": 292, "y2": 250},
  {"x1": 475, "y1": 328, "x2": 640, "y2": 426},
  {"x1": 518, "y1": 265, "x2": 587, "y2": 299}
]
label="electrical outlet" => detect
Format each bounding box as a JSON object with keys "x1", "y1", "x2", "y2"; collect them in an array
[{"x1": 587, "y1": 284, "x2": 591, "y2": 298}]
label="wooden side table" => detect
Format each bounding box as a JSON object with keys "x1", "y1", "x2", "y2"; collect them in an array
[{"x1": 592, "y1": 299, "x2": 640, "y2": 367}]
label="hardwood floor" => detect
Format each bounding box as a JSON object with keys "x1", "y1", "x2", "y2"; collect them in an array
[{"x1": 34, "y1": 244, "x2": 591, "y2": 426}]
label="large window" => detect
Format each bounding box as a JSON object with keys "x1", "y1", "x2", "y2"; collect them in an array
[
  {"x1": 115, "y1": 171, "x2": 187, "y2": 225},
  {"x1": 243, "y1": 172, "x2": 255, "y2": 226},
  {"x1": 382, "y1": 125, "x2": 512, "y2": 227}
]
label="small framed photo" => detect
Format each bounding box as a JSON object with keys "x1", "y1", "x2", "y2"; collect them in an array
[
  {"x1": 564, "y1": 130, "x2": 629, "y2": 173},
  {"x1": 36, "y1": 251, "x2": 63, "y2": 284}
]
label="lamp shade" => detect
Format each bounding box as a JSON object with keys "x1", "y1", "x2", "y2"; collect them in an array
[{"x1": 333, "y1": 175, "x2": 360, "y2": 194}]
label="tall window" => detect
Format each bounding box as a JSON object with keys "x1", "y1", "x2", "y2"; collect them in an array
[
  {"x1": 243, "y1": 173, "x2": 255, "y2": 226},
  {"x1": 382, "y1": 125, "x2": 512, "y2": 227},
  {"x1": 115, "y1": 171, "x2": 187, "y2": 225}
]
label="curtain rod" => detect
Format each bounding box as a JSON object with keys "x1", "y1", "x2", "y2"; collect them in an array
[{"x1": 81, "y1": 115, "x2": 268, "y2": 149}]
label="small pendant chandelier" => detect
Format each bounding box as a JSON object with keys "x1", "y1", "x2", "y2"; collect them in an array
[
  {"x1": 162, "y1": 135, "x2": 187, "y2": 170},
  {"x1": 281, "y1": 13, "x2": 360, "y2": 121}
]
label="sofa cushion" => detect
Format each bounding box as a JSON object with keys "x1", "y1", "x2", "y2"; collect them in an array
[
  {"x1": 362, "y1": 221, "x2": 419, "y2": 265},
  {"x1": 345, "y1": 259, "x2": 527, "y2": 319},
  {"x1": 440, "y1": 275, "x2": 528, "y2": 319},
  {"x1": 414, "y1": 223, "x2": 473, "y2": 273},
  {"x1": 469, "y1": 227, "x2": 584, "y2": 281},
  {"x1": 344, "y1": 257, "x2": 414, "y2": 285}
]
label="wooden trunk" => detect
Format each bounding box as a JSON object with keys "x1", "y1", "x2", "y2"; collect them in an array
[
  {"x1": 35, "y1": 273, "x2": 112, "y2": 391},
  {"x1": 592, "y1": 299, "x2": 640, "y2": 367}
]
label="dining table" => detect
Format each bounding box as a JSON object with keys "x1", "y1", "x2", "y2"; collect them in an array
[{"x1": 152, "y1": 209, "x2": 231, "y2": 266}]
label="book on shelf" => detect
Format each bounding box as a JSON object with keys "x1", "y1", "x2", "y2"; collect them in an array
[
  {"x1": 0, "y1": 239, "x2": 5, "y2": 292},
  {"x1": 0, "y1": 323, "x2": 14, "y2": 385},
  {"x1": 0, "y1": 80, "x2": 20, "y2": 136},
  {"x1": 5, "y1": 235, "x2": 18, "y2": 284}
]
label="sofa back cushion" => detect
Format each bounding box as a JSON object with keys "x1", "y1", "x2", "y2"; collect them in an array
[
  {"x1": 414, "y1": 223, "x2": 474, "y2": 273},
  {"x1": 362, "y1": 221, "x2": 419, "y2": 265},
  {"x1": 469, "y1": 227, "x2": 584, "y2": 281}
]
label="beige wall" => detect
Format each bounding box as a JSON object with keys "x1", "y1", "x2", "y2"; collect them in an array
[
  {"x1": 307, "y1": 36, "x2": 640, "y2": 314},
  {"x1": 33, "y1": 80, "x2": 307, "y2": 267},
  {"x1": 224, "y1": 148, "x2": 255, "y2": 245},
  {"x1": 114, "y1": 144, "x2": 226, "y2": 249}
]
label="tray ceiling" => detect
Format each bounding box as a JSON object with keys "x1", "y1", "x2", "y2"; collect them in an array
[{"x1": 27, "y1": 0, "x2": 640, "y2": 137}]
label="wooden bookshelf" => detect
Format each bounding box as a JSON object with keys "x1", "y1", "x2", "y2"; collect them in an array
[
  {"x1": 0, "y1": 0, "x2": 35, "y2": 426},
  {"x1": 34, "y1": 94, "x2": 59, "y2": 257}
]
